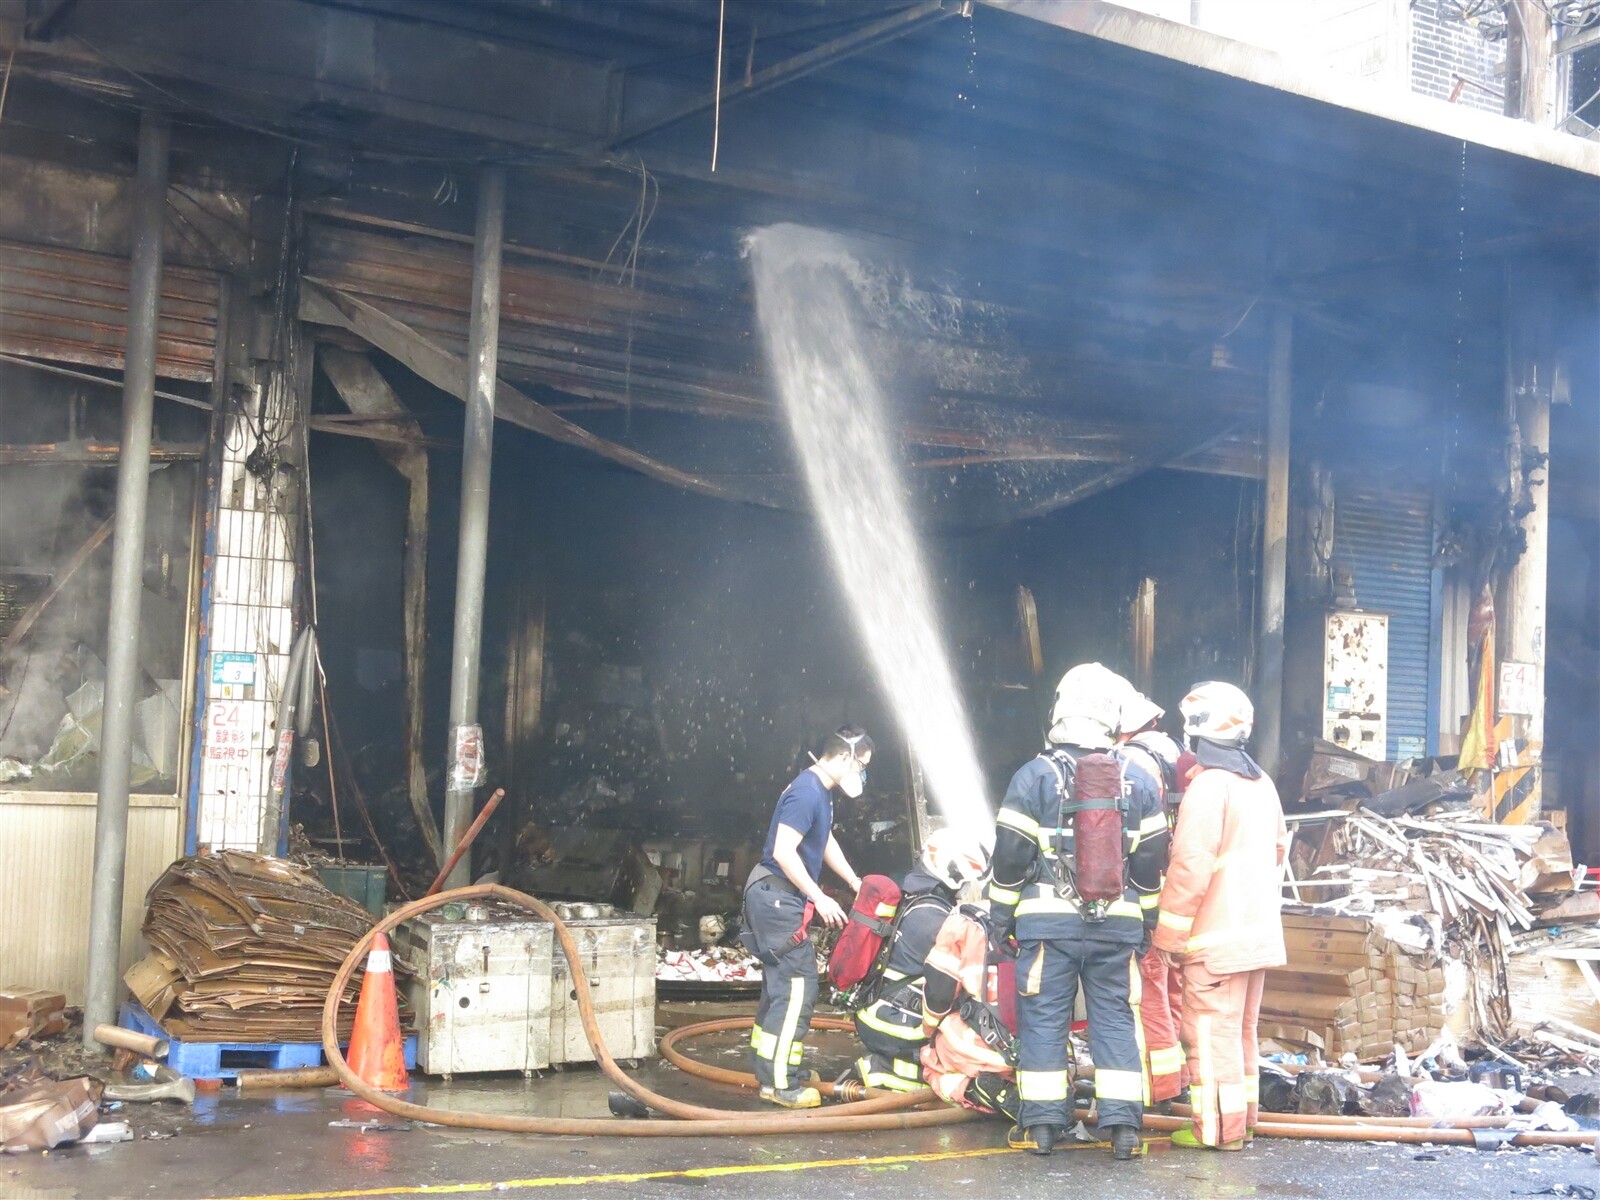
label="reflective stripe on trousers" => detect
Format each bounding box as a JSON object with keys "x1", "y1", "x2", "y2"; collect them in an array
[
  {"x1": 1179, "y1": 961, "x2": 1265, "y2": 1146},
  {"x1": 855, "y1": 1052, "x2": 925, "y2": 1092},
  {"x1": 1014, "y1": 938, "x2": 1143, "y2": 1132},
  {"x1": 745, "y1": 879, "x2": 818, "y2": 1090},
  {"x1": 1138, "y1": 945, "x2": 1186, "y2": 1102}
]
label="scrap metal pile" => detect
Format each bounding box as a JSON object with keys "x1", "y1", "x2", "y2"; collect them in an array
[{"x1": 123, "y1": 851, "x2": 408, "y2": 1042}]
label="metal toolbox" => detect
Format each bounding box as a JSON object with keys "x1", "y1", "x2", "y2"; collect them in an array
[
  {"x1": 395, "y1": 905, "x2": 554, "y2": 1078},
  {"x1": 549, "y1": 915, "x2": 657, "y2": 1064}
]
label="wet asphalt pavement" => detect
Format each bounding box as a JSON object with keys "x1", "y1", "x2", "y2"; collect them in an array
[{"x1": 6, "y1": 1027, "x2": 1598, "y2": 1199}]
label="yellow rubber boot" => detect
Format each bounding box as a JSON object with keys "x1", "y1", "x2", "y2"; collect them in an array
[
  {"x1": 759, "y1": 1085, "x2": 822, "y2": 1109},
  {"x1": 1170, "y1": 1126, "x2": 1244, "y2": 1152}
]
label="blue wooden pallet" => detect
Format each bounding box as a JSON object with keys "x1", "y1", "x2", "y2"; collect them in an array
[{"x1": 119, "y1": 1002, "x2": 417, "y2": 1081}]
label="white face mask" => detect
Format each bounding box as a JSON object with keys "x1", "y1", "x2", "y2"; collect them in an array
[{"x1": 837, "y1": 764, "x2": 865, "y2": 799}]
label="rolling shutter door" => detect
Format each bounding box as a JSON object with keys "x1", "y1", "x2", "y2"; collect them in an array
[
  {"x1": 0, "y1": 238, "x2": 219, "y2": 382},
  {"x1": 1334, "y1": 484, "x2": 1436, "y2": 760}
]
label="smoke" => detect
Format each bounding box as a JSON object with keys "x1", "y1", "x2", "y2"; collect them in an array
[{"x1": 746, "y1": 223, "x2": 992, "y2": 840}]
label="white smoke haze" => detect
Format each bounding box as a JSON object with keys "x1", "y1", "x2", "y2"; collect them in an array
[{"x1": 746, "y1": 223, "x2": 993, "y2": 841}]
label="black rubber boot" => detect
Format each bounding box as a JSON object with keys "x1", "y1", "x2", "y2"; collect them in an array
[
  {"x1": 1008, "y1": 1123, "x2": 1061, "y2": 1156},
  {"x1": 1109, "y1": 1125, "x2": 1144, "y2": 1160}
]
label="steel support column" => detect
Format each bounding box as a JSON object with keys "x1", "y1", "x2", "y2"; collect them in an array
[
  {"x1": 1502, "y1": 265, "x2": 1552, "y2": 821},
  {"x1": 442, "y1": 166, "x2": 506, "y2": 888},
  {"x1": 83, "y1": 112, "x2": 169, "y2": 1042},
  {"x1": 1255, "y1": 307, "x2": 1291, "y2": 776}
]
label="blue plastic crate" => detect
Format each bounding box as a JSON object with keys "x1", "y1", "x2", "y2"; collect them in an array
[{"x1": 119, "y1": 1001, "x2": 417, "y2": 1081}]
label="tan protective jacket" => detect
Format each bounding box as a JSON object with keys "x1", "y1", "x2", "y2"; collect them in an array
[{"x1": 1153, "y1": 767, "x2": 1291, "y2": 975}]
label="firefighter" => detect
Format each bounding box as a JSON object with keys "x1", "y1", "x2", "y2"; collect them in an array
[
  {"x1": 988, "y1": 663, "x2": 1169, "y2": 1160},
  {"x1": 1116, "y1": 692, "x2": 1189, "y2": 1106},
  {"x1": 844, "y1": 829, "x2": 989, "y2": 1091},
  {"x1": 740, "y1": 726, "x2": 870, "y2": 1109},
  {"x1": 920, "y1": 900, "x2": 1021, "y2": 1123},
  {"x1": 1154, "y1": 682, "x2": 1290, "y2": 1150}
]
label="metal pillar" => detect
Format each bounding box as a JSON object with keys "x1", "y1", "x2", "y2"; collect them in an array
[
  {"x1": 83, "y1": 113, "x2": 169, "y2": 1043},
  {"x1": 442, "y1": 165, "x2": 506, "y2": 888},
  {"x1": 1255, "y1": 307, "x2": 1292, "y2": 776},
  {"x1": 1503, "y1": 267, "x2": 1552, "y2": 820}
]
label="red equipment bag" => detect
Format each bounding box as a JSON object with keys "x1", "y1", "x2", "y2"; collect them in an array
[
  {"x1": 826, "y1": 874, "x2": 903, "y2": 993},
  {"x1": 1066, "y1": 752, "x2": 1126, "y2": 903}
]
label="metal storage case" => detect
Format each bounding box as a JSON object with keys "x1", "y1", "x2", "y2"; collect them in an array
[
  {"x1": 395, "y1": 906, "x2": 555, "y2": 1078},
  {"x1": 549, "y1": 915, "x2": 657, "y2": 1064}
]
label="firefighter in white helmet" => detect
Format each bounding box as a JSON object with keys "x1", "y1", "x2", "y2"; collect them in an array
[
  {"x1": 1154, "y1": 682, "x2": 1290, "y2": 1151},
  {"x1": 987, "y1": 663, "x2": 1168, "y2": 1160},
  {"x1": 842, "y1": 829, "x2": 989, "y2": 1092}
]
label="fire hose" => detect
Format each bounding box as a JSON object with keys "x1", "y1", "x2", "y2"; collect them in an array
[
  {"x1": 660, "y1": 1016, "x2": 872, "y2": 1099},
  {"x1": 322, "y1": 885, "x2": 1596, "y2": 1148},
  {"x1": 321, "y1": 884, "x2": 978, "y2": 1136}
]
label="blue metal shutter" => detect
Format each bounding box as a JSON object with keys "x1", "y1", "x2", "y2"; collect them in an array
[{"x1": 1334, "y1": 485, "x2": 1436, "y2": 760}]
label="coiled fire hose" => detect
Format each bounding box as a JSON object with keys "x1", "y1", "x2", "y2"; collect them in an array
[
  {"x1": 659, "y1": 1016, "x2": 866, "y2": 1098},
  {"x1": 321, "y1": 884, "x2": 979, "y2": 1136},
  {"x1": 322, "y1": 885, "x2": 1596, "y2": 1148}
]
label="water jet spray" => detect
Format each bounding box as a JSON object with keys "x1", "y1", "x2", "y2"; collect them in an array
[{"x1": 746, "y1": 224, "x2": 992, "y2": 841}]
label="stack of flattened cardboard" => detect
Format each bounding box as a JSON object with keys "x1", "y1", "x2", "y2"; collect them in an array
[
  {"x1": 1263, "y1": 914, "x2": 1449, "y2": 1061},
  {"x1": 124, "y1": 851, "x2": 406, "y2": 1043}
]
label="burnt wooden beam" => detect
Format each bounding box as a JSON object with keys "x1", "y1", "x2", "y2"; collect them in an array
[
  {"x1": 299, "y1": 278, "x2": 787, "y2": 509},
  {"x1": 0, "y1": 511, "x2": 111, "y2": 660},
  {"x1": 0, "y1": 439, "x2": 203, "y2": 464}
]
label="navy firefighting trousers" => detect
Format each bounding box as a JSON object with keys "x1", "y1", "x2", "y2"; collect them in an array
[
  {"x1": 1015, "y1": 939, "x2": 1146, "y2": 1131},
  {"x1": 743, "y1": 876, "x2": 817, "y2": 1090}
]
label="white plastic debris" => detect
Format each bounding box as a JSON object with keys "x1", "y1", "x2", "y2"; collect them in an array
[
  {"x1": 656, "y1": 947, "x2": 762, "y2": 983},
  {"x1": 1408, "y1": 1081, "x2": 1509, "y2": 1120},
  {"x1": 79, "y1": 1121, "x2": 133, "y2": 1144}
]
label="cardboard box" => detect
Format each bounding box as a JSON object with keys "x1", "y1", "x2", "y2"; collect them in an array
[{"x1": 0, "y1": 987, "x2": 67, "y2": 1050}]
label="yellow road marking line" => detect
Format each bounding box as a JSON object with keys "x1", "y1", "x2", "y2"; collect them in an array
[{"x1": 214, "y1": 1137, "x2": 1170, "y2": 1200}]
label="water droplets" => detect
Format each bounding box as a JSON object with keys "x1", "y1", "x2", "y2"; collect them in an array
[{"x1": 747, "y1": 225, "x2": 992, "y2": 839}]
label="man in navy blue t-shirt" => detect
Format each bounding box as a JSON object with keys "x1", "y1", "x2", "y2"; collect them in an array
[{"x1": 740, "y1": 726, "x2": 871, "y2": 1108}]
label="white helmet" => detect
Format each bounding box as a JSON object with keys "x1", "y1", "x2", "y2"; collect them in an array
[
  {"x1": 1048, "y1": 663, "x2": 1133, "y2": 749},
  {"x1": 1180, "y1": 682, "x2": 1254, "y2": 747},
  {"x1": 1126, "y1": 729, "x2": 1183, "y2": 792},
  {"x1": 921, "y1": 827, "x2": 990, "y2": 891},
  {"x1": 1128, "y1": 729, "x2": 1182, "y2": 772},
  {"x1": 1120, "y1": 692, "x2": 1164, "y2": 737}
]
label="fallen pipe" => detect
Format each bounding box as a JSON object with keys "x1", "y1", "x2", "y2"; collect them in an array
[
  {"x1": 1170, "y1": 1101, "x2": 1563, "y2": 1130},
  {"x1": 425, "y1": 788, "x2": 506, "y2": 897},
  {"x1": 234, "y1": 1066, "x2": 341, "y2": 1090},
  {"x1": 1142, "y1": 1108, "x2": 1594, "y2": 1148},
  {"x1": 92, "y1": 1024, "x2": 168, "y2": 1059},
  {"x1": 321, "y1": 884, "x2": 976, "y2": 1136}
]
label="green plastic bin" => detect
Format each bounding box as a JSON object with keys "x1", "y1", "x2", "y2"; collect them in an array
[{"x1": 316, "y1": 863, "x2": 388, "y2": 915}]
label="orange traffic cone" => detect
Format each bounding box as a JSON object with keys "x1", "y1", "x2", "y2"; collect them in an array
[{"x1": 345, "y1": 932, "x2": 409, "y2": 1092}]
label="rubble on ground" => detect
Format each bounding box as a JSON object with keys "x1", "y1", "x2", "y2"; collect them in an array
[
  {"x1": 1279, "y1": 801, "x2": 1582, "y2": 1057},
  {"x1": 656, "y1": 946, "x2": 762, "y2": 984}
]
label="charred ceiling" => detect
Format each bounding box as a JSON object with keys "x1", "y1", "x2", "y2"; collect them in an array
[{"x1": 0, "y1": 0, "x2": 1594, "y2": 519}]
